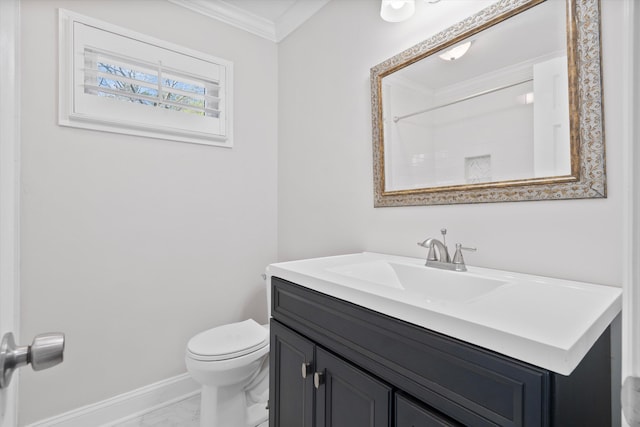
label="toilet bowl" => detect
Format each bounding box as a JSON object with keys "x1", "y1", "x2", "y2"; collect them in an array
[{"x1": 186, "y1": 319, "x2": 270, "y2": 427}]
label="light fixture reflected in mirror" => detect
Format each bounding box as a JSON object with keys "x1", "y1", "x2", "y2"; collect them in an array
[
  {"x1": 380, "y1": 0, "x2": 415, "y2": 22},
  {"x1": 438, "y1": 41, "x2": 472, "y2": 61}
]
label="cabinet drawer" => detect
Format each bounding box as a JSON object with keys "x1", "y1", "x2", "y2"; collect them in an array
[
  {"x1": 395, "y1": 394, "x2": 463, "y2": 427},
  {"x1": 272, "y1": 276, "x2": 549, "y2": 427}
]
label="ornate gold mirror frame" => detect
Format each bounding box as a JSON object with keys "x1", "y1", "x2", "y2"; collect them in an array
[{"x1": 370, "y1": 0, "x2": 605, "y2": 206}]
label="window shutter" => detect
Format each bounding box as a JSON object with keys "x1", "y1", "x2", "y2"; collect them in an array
[
  {"x1": 59, "y1": 9, "x2": 233, "y2": 147},
  {"x1": 83, "y1": 49, "x2": 221, "y2": 118}
]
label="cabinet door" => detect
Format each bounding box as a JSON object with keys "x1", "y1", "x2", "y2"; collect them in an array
[
  {"x1": 395, "y1": 393, "x2": 463, "y2": 427},
  {"x1": 315, "y1": 347, "x2": 391, "y2": 427},
  {"x1": 270, "y1": 320, "x2": 315, "y2": 427}
]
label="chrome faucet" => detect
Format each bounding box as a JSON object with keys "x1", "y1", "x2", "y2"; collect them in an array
[
  {"x1": 417, "y1": 228, "x2": 476, "y2": 272},
  {"x1": 418, "y1": 228, "x2": 451, "y2": 263}
]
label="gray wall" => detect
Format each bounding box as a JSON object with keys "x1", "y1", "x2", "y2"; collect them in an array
[
  {"x1": 278, "y1": 0, "x2": 624, "y2": 288},
  {"x1": 19, "y1": 0, "x2": 278, "y2": 424}
]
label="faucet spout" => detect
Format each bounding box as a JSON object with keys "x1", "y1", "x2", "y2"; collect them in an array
[{"x1": 417, "y1": 238, "x2": 450, "y2": 263}]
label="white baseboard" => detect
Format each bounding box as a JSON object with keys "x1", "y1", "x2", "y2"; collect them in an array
[{"x1": 26, "y1": 373, "x2": 200, "y2": 427}]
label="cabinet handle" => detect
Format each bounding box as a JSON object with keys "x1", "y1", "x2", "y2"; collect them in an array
[
  {"x1": 301, "y1": 362, "x2": 312, "y2": 379},
  {"x1": 313, "y1": 372, "x2": 324, "y2": 389}
]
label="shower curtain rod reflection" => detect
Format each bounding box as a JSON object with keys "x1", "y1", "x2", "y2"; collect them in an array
[{"x1": 392, "y1": 78, "x2": 534, "y2": 123}]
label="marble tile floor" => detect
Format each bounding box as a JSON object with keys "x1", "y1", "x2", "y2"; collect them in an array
[{"x1": 113, "y1": 394, "x2": 268, "y2": 427}]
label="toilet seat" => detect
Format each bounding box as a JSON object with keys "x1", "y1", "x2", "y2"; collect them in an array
[{"x1": 187, "y1": 319, "x2": 269, "y2": 362}]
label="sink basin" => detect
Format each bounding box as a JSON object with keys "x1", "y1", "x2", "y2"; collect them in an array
[{"x1": 327, "y1": 260, "x2": 507, "y2": 303}]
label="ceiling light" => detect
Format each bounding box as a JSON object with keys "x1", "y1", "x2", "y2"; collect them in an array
[
  {"x1": 438, "y1": 41, "x2": 472, "y2": 61},
  {"x1": 380, "y1": 0, "x2": 416, "y2": 23}
]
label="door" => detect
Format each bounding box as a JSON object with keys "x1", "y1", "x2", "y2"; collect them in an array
[
  {"x1": 0, "y1": 0, "x2": 21, "y2": 425},
  {"x1": 270, "y1": 321, "x2": 315, "y2": 427},
  {"x1": 622, "y1": 0, "x2": 640, "y2": 426},
  {"x1": 314, "y1": 347, "x2": 391, "y2": 427},
  {"x1": 0, "y1": 2, "x2": 64, "y2": 425}
]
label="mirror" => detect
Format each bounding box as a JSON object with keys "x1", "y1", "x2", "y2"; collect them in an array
[{"x1": 371, "y1": 0, "x2": 606, "y2": 206}]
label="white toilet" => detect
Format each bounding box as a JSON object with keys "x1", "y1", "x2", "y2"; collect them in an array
[{"x1": 185, "y1": 318, "x2": 270, "y2": 427}]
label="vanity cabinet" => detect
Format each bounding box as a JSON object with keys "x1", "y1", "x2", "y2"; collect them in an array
[{"x1": 269, "y1": 276, "x2": 612, "y2": 427}]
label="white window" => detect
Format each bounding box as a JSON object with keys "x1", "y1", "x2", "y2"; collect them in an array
[{"x1": 59, "y1": 9, "x2": 233, "y2": 147}]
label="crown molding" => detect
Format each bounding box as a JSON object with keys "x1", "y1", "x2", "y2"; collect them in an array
[{"x1": 168, "y1": 0, "x2": 329, "y2": 43}]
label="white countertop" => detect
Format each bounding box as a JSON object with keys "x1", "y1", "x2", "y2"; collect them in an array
[{"x1": 266, "y1": 252, "x2": 621, "y2": 375}]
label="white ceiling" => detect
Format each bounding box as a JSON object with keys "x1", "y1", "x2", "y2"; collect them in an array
[
  {"x1": 168, "y1": 0, "x2": 331, "y2": 43},
  {"x1": 225, "y1": 0, "x2": 299, "y2": 22}
]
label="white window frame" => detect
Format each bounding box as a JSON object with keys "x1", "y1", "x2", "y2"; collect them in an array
[{"x1": 58, "y1": 9, "x2": 233, "y2": 147}]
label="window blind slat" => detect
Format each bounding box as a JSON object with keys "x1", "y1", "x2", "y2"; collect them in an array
[
  {"x1": 84, "y1": 84, "x2": 221, "y2": 116},
  {"x1": 84, "y1": 69, "x2": 221, "y2": 102}
]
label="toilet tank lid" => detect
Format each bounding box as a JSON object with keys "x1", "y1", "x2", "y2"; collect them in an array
[{"x1": 187, "y1": 319, "x2": 268, "y2": 358}]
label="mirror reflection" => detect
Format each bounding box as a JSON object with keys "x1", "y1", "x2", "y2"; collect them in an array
[{"x1": 381, "y1": 0, "x2": 571, "y2": 191}]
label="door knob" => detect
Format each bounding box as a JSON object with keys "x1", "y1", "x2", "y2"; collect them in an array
[{"x1": 0, "y1": 332, "x2": 65, "y2": 389}]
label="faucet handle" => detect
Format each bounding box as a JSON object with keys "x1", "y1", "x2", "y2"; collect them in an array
[{"x1": 452, "y1": 243, "x2": 476, "y2": 270}]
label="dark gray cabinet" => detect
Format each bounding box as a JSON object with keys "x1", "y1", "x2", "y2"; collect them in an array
[{"x1": 269, "y1": 276, "x2": 612, "y2": 427}]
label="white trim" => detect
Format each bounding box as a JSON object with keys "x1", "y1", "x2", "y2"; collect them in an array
[
  {"x1": 169, "y1": 0, "x2": 276, "y2": 41},
  {"x1": 0, "y1": 0, "x2": 21, "y2": 425},
  {"x1": 168, "y1": 0, "x2": 330, "y2": 43},
  {"x1": 622, "y1": 0, "x2": 640, "y2": 425},
  {"x1": 25, "y1": 374, "x2": 199, "y2": 427}
]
